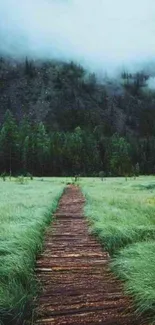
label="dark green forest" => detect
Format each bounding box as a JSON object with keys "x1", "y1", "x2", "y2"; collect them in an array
[{"x1": 0, "y1": 57, "x2": 155, "y2": 176}]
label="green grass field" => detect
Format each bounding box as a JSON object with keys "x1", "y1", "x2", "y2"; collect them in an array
[
  {"x1": 0, "y1": 177, "x2": 65, "y2": 324},
  {"x1": 81, "y1": 176, "x2": 155, "y2": 318},
  {"x1": 1, "y1": 176, "x2": 155, "y2": 324}
]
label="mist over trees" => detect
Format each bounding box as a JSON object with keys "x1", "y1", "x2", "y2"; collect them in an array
[{"x1": 0, "y1": 57, "x2": 155, "y2": 176}]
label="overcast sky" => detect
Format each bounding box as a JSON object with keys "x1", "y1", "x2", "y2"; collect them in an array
[{"x1": 0, "y1": 0, "x2": 155, "y2": 73}]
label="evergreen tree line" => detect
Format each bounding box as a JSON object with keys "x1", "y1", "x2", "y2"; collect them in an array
[{"x1": 1, "y1": 109, "x2": 155, "y2": 177}]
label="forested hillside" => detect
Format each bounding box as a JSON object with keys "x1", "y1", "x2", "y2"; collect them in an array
[{"x1": 0, "y1": 57, "x2": 155, "y2": 176}]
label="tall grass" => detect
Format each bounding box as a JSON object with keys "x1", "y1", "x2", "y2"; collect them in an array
[
  {"x1": 81, "y1": 176, "x2": 155, "y2": 320},
  {"x1": 112, "y1": 241, "x2": 155, "y2": 315},
  {"x1": 0, "y1": 178, "x2": 65, "y2": 325}
]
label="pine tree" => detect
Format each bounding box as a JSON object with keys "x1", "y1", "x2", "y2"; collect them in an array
[
  {"x1": 19, "y1": 116, "x2": 31, "y2": 173},
  {"x1": 0, "y1": 110, "x2": 19, "y2": 175},
  {"x1": 107, "y1": 134, "x2": 131, "y2": 176},
  {"x1": 36, "y1": 122, "x2": 49, "y2": 175},
  {"x1": 22, "y1": 135, "x2": 30, "y2": 173}
]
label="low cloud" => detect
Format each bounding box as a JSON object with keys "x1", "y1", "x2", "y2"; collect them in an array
[{"x1": 0, "y1": 0, "x2": 155, "y2": 74}]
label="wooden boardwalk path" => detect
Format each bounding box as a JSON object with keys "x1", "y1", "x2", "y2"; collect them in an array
[{"x1": 34, "y1": 185, "x2": 147, "y2": 325}]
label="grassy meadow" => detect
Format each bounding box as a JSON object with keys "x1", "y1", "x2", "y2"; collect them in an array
[
  {"x1": 81, "y1": 176, "x2": 155, "y2": 318},
  {"x1": 0, "y1": 177, "x2": 65, "y2": 324},
  {"x1": 1, "y1": 176, "x2": 155, "y2": 324}
]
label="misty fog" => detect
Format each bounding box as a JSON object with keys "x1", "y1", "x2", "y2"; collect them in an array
[{"x1": 0, "y1": 0, "x2": 155, "y2": 76}]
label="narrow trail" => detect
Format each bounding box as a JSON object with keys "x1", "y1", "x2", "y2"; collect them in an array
[{"x1": 34, "y1": 185, "x2": 147, "y2": 325}]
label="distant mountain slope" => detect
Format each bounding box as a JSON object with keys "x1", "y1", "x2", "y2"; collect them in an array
[{"x1": 0, "y1": 57, "x2": 155, "y2": 137}]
